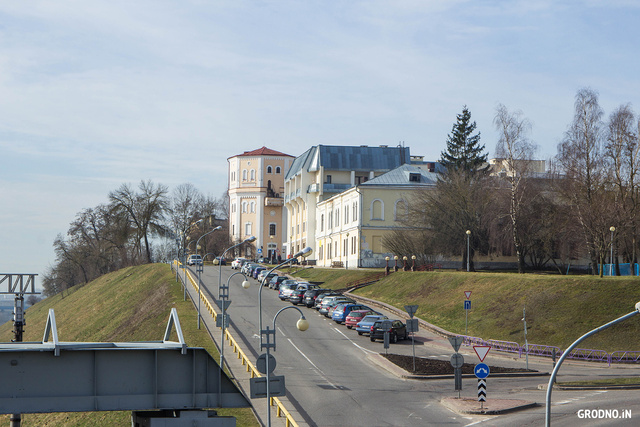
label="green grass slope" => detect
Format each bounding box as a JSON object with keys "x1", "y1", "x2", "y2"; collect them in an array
[
  {"x1": 294, "y1": 268, "x2": 640, "y2": 351},
  {"x1": 0, "y1": 264, "x2": 258, "y2": 427}
]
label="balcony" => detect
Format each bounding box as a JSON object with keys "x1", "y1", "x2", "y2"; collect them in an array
[{"x1": 265, "y1": 197, "x2": 284, "y2": 207}]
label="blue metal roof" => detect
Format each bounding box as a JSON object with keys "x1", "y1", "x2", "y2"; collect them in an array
[{"x1": 361, "y1": 164, "x2": 439, "y2": 186}]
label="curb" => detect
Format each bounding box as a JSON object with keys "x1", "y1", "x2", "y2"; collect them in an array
[
  {"x1": 440, "y1": 397, "x2": 539, "y2": 415},
  {"x1": 538, "y1": 383, "x2": 640, "y2": 391}
]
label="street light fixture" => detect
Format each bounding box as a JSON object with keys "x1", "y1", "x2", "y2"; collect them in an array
[
  {"x1": 466, "y1": 230, "x2": 471, "y2": 272},
  {"x1": 196, "y1": 226, "x2": 222, "y2": 329},
  {"x1": 545, "y1": 301, "x2": 640, "y2": 426},
  {"x1": 385, "y1": 256, "x2": 390, "y2": 275},
  {"x1": 394, "y1": 255, "x2": 399, "y2": 272},
  {"x1": 262, "y1": 305, "x2": 309, "y2": 427},
  {"x1": 610, "y1": 226, "x2": 616, "y2": 276},
  {"x1": 258, "y1": 247, "x2": 312, "y2": 347},
  {"x1": 411, "y1": 255, "x2": 416, "y2": 271}
]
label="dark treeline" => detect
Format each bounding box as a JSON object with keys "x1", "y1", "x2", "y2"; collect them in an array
[
  {"x1": 42, "y1": 181, "x2": 229, "y2": 296},
  {"x1": 385, "y1": 88, "x2": 640, "y2": 276}
]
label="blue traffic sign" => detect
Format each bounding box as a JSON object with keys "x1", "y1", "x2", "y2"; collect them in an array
[
  {"x1": 464, "y1": 300, "x2": 471, "y2": 310},
  {"x1": 474, "y1": 363, "x2": 490, "y2": 379}
]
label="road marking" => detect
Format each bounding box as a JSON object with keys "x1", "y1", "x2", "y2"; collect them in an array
[
  {"x1": 287, "y1": 339, "x2": 341, "y2": 390},
  {"x1": 332, "y1": 327, "x2": 377, "y2": 354}
]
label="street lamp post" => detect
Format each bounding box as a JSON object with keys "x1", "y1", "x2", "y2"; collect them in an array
[
  {"x1": 262, "y1": 306, "x2": 309, "y2": 427},
  {"x1": 258, "y1": 247, "x2": 312, "y2": 347},
  {"x1": 180, "y1": 219, "x2": 203, "y2": 299},
  {"x1": 411, "y1": 255, "x2": 416, "y2": 271},
  {"x1": 196, "y1": 226, "x2": 222, "y2": 329},
  {"x1": 403, "y1": 256, "x2": 408, "y2": 271},
  {"x1": 385, "y1": 256, "x2": 390, "y2": 275},
  {"x1": 466, "y1": 230, "x2": 471, "y2": 272},
  {"x1": 218, "y1": 271, "x2": 251, "y2": 399},
  {"x1": 545, "y1": 301, "x2": 640, "y2": 426},
  {"x1": 394, "y1": 255, "x2": 399, "y2": 272},
  {"x1": 610, "y1": 226, "x2": 616, "y2": 276}
]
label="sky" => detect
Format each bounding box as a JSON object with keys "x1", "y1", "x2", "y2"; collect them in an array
[{"x1": 1, "y1": 0, "x2": 639, "y2": 290}]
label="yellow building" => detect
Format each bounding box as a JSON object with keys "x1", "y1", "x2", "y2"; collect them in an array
[
  {"x1": 284, "y1": 145, "x2": 412, "y2": 262},
  {"x1": 316, "y1": 164, "x2": 437, "y2": 268},
  {"x1": 228, "y1": 147, "x2": 294, "y2": 260}
]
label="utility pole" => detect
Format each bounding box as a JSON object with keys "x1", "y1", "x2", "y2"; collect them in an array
[{"x1": 0, "y1": 274, "x2": 39, "y2": 427}]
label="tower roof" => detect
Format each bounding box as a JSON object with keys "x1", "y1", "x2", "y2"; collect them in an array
[{"x1": 231, "y1": 146, "x2": 294, "y2": 158}]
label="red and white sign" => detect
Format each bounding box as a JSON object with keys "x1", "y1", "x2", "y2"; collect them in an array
[
  {"x1": 464, "y1": 291, "x2": 472, "y2": 299},
  {"x1": 474, "y1": 345, "x2": 491, "y2": 362}
]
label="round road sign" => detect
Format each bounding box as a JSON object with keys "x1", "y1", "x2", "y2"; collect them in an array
[
  {"x1": 256, "y1": 353, "x2": 277, "y2": 374},
  {"x1": 450, "y1": 353, "x2": 464, "y2": 369}
]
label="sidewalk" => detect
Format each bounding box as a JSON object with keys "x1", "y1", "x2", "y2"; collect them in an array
[{"x1": 180, "y1": 269, "x2": 293, "y2": 427}]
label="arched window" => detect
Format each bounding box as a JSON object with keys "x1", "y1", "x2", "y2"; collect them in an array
[
  {"x1": 276, "y1": 166, "x2": 281, "y2": 174},
  {"x1": 371, "y1": 199, "x2": 384, "y2": 220},
  {"x1": 250, "y1": 201, "x2": 256, "y2": 213},
  {"x1": 250, "y1": 169, "x2": 256, "y2": 181},
  {"x1": 267, "y1": 165, "x2": 273, "y2": 173},
  {"x1": 242, "y1": 202, "x2": 247, "y2": 213},
  {"x1": 242, "y1": 169, "x2": 247, "y2": 181},
  {"x1": 394, "y1": 199, "x2": 408, "y2": 221}
]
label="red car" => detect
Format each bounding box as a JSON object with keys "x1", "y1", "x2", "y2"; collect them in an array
[{"x1": 345, "y1": 309, "x2": 379, "y2": 329}]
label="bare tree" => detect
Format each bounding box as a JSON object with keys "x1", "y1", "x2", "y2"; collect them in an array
[
  {"x1": 605, "y1": 104, "x2": 640, "y2": 274},
  {"x1": 556, "y1": 88, "x2": 613, "y2": 275},
  {"x1": 493, "y1": 104, "x2": 537, "y2": 273}
]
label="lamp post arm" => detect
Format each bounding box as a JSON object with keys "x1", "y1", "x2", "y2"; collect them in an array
[
  {"x1": 268, "y1": 306, "x2": 306, "y2": 352},
  {"x1": 545, "y1": 308, "x2": 640, "y2": 426},
  {"x1": 218, "y1": 236, "x2": 257, "y2": 291}
]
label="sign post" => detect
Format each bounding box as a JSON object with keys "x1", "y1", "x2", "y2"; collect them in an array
[
  {"x1": 404, "y1": 305, "x2": 419, "y2": 372},
  {"x1": 473, "y1": 345, "x2": 491, "y2": 409},
  {"x1": 464, "y1": 291, "x2": 471, "y2": 336},
  {"x1": 448, "y1": 336, "x2": 464, "y2": 397}
]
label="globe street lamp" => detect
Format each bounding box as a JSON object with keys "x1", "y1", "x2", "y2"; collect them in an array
[
  {"x1": 466, "y1": 230, "x2": 472, "y2": 272},
  {"x1": 610, "y1": 226, "x2": 616, "y2": 276},
  {"x1": 262, "y1": 305, "x2": 309, "y2": 427},
  {"x1": 394, "y1": 255, "x2": 399, "y2": 272},
  {"x1": 403, "y1": 256, "x2": 408, "y2": 271},
  {"x1": 218, "y1": 271, "x2": 251, "y2": 398},
  {"x1": 411, "y1": 255, "x2": 416, "y2": 271},
  {"x1": 385, "y1": 256, "x2": 390, "y2": 275},
  {"x1": 258, "y1": 247, "x2": 312, "y2": 347},
  {"x1": 196, "y1": 226, "x2": 222, "y2": 329}
]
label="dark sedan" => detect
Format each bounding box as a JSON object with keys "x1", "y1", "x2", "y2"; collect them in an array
[{"x1": 369, "y1": 319, "x2": 408, "y2": 343}]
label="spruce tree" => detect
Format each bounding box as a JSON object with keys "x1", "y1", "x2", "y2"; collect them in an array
[{"x1": 440, "y1": 106, "x2": 488, "y2": 173}]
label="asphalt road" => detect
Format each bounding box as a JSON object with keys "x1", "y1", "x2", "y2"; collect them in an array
[{"x1": 194, "y1": 265, "x2": 640, "y2": 426}]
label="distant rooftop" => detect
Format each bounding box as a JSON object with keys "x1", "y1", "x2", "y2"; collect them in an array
[
  {"x1": 361, "y1": 163, "x2": 438, "y2": 186},
  {"x1": 231, "y1": 146, "x2": 294, "y2": 158},
  {"x1": 285, "y1": 144, "x2": 411, "y2": 180}
]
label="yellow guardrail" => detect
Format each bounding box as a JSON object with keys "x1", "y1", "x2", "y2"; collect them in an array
[{"x1": 177, "y1": 262, "x2": 299, "y2": 427}]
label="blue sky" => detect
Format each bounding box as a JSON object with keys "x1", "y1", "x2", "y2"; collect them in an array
[{"x1": 1, "y1": 0, "x2": 639, "y2": 288}]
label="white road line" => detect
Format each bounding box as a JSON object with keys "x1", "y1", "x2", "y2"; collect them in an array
[
  {"x1": 333, "y1": 327, "x2": 378, "y2": 354},
  {"x1": 287, "y1": 339, "x2": 340, "y2": 390}
]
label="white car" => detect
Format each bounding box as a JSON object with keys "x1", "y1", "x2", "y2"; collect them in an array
[
  {"x1": 186, "y1": 254, "x2": 202, "y2": 266},
  {"x1": 231, "y1": 258, "x2": 247, "y2": 269}
]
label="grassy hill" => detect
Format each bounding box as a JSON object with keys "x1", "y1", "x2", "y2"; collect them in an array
[
  {"x1": 293, "y1": 268, "x2": 640, "y2": 351},
  {"x1": 0, "y1": 264, "x2": 258, "y2": 427}
]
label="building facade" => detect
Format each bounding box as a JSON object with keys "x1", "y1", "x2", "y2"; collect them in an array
[
  {"x1": 283, "y1": 145, "x2": 412, "y2": 262},
  {"x1": 228, "y1": 147, "x2": 294, "y2": 260},
  {"x1": 315, "y1": 164, "x2": 438, "y2": 268}
]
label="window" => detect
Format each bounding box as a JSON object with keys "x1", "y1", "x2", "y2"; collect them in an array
[
  {"x1": 328, "y1": 211, "x2": 333, "y2": 229},
  {"x1": 335, "y1": 209, "x2": 339, "y2": 226},
  {"x1": 328, "y1": 242, "x2": 332, "y2": 259},
  {"x1": 269, "y1": 223, "x2": 276, "y2": 236},
  {"x1": 242, "y1": 169, "x2": 247, "y2": 181},
  {"x1": 319, "y1": 245, "x2": 323, "y2": 260},
  {"x1": 231, "y1": 172, "x2": 235, "y2": 182},
  {"x1": 276, "y1": 166, "x2": 281, "y2": 174},
  {"x1": 343, "y1": 238, "x2": 348, "y2": 256},
  {"x1": 245, "y1": 222, "x2": 252, "y2": 236},
  {"x1": 326, "y1": 175, "x2": 332, "y2": 184},
  {"x1": 353, "y1": 202, "x2": 358, "y2": 221},
  {"x1": 231, "y1": 203, "x2": 236, "y2": 213},
  {"x1": 394, "y1": 199, "x2": 408, "y2": 221},
  {"x1": 409, "y1": 173, "x2": 421, "y2": 182},
  {"x1": 232, "y1": 224, "x2": 235, "y2": 236},
  {"x1": 371, "y1": 199, "x2": 384, "y2": 220},
  {"x1": 250, "y1": 169, "x2": 256, "y2": 181},
  {"x1": 320, "y1": 214, "x2": 324, "y2": 232},
  {"x1": 250, "y1": 201, "x2": 255, "y2": 213},
  {"x1": 345, "y1": 206, "x2": 349, "y2": 224},
  {"x1": 242, "y1": 202, "x2": 247, "y2": 213},
  {"x1": 351, "y1": 236, "x2": 356, "y2": 254},
  {"x1": 267, "y1": 165, "x2": 273, "y2": 173}
]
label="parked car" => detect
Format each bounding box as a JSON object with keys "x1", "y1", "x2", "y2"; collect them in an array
[
  {"x1": 212, "y1": 256, "x2": 226, "y2": 265},
  {"x1": 303, "y1": 288, "x2": 331, "y2": 308},
  {"x1": 344, "y1": 309, "x2": 379, "y2": 329},
  {"x1": 332, "y1": 304, "x2": 372, "y2": 324},
  {"x1": 278, "y1": 283, "x2": 298, "y2": 301},
  {"x1": 269, "y1": 276, "x2": 288, "y2": 289},
  {"x1": 317, "y1": 295, "x2": 349, "y2": 314},
  {"x1": 295, "y1": 282, "x2": 318, "y2": 292},
  {"x1": 314, "y1": 292, "x2": 341, "y2": 309},
  {"x1": 370, "y1": 319, "x2": 408, "y2": 343},
  {"x1": 252, "y1": 266, "x2": 266, "y2": 279},
  {"x1": 259, "y1": 272, "x2": 277, "y2": 286},
  {"x1": 355, "y1": 314, "x2": 388, "y2": 335},
  {"x1": 322, "y1": 298, "x2": 355, "y2": 317},
  {"x1": 186, "y1": 254, "x2": 202, "y2": 266},
  {"x1": 231, "y1": 258, "x2": 247, "y2": 269},
  {"x1": 288, "y1": 289, "x2": 307, "y2": 305}
]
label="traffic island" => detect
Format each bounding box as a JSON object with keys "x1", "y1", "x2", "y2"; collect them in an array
[{"x1": 441, "y1": 397, "x2": 538, "y2": 415}]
